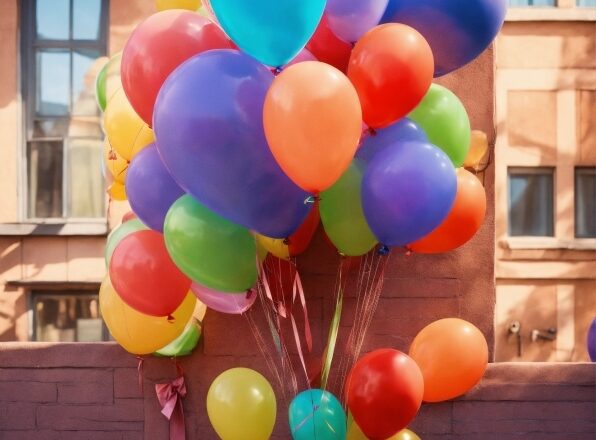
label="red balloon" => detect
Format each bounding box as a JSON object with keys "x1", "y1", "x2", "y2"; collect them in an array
[
  {"x1": 287, "y1": 204, "x2": 320, "y2": 256},
  {"x1": 121, "y1": 10, "x2": 233, "y2": 126},
  {"x1": 348, "y1": 24, "x2": 434, "y2": 129},
  {"x1": 346, "y1": 349, "x2": 424, "y2": 440},
  {"x1": 109, "y1": 230, "x2": 191, "y2": 317},
  {"x1": 306, "y1": 14, "x2": 352, "y2": 73},
  {"x1": 122, "y1": 211, "x2": 137, "y2": 223}
]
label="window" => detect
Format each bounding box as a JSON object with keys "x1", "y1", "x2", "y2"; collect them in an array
[
  {"x1": 21, "y1": 0, "x2": 108, "y2": 220},
  {"x1": 508, "y1": 168, "x2": 554, "y2": 237},
  {"x1": 575, "y1": 168, "x2": 596, "y2": 238},
  {"x1": 32, "y1": 290, "x2": 108, "y2": 342},
  {"x1": 508, "y1": 0, "x2": 555, "y2": 6},
  {"x1": 578, "y1": 0, "x2": 596, "y2": 6}
]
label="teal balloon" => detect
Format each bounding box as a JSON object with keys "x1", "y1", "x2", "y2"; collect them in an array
[
  {"x1": 105, "y1": 219, "x2": 147, "y2": 266},
  {"x1": 409, "y1": 83, "x2": 471, "y2": 167},
  {"x1": 210, "y1": 0, "x2": 326, "y2": 67},
  {"x1": 289, "y1": 389, "x2": 346, "y2": 440},
  {"x1": 320, "y1": 161, "x2": 377, "y2": 256},
  {"x1": 164, "y1": 195, "x2": 258, "y2": 293}
]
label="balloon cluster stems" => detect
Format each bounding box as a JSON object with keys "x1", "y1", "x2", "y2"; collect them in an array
[
  {"x1": 304, "y1": 195, "x2": 320, "y2": 205},
  {"x1": 377, "y1": 245, "x2": 390, "y2": 256},
  {"x1": 274, "y1": 66, "x2": 283, "y2": 75}
]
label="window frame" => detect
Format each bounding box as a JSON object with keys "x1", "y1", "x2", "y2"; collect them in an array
[
  {"x1": 574, "y1": 167, "x2": 596, "y2": 239},
  {"x1": 507, "y1": 167, "x2": 556, "y2": 238},
  {"x1": 19, "y1": 0, "x2": 109, "y2": 224}
]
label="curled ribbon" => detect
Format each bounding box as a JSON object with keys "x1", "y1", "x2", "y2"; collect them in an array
[{"x1": 155, "y1": 370, "x2": 187, "y2": 440}]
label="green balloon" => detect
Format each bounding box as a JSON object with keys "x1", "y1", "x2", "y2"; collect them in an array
[
  {"x1": 95, "y1": 62, "x2": 107, "y2": 112},
  {"x1": 320, "y1": 161, "x2": 377, "y2": 256},
  {"x1": 154, "y1": 321, "x2": 201, "y2": 358},
  {"x1": 105, "y1": 219, "x2": 147, "y2": 266},
  {"x1": 409, "y1": 83, "x2": 471, "y2": 167},
  {"x1": 164, "y1": 195, "x2": 257, "y2": 292}
]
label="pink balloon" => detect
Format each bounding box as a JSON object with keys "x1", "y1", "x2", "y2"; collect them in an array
[
  {"x1": 286, "y1": 48, "x2": 317, "y2": 67},
  {"x1": 191, "y1": 283, "x2": 256, "y2": 314}
]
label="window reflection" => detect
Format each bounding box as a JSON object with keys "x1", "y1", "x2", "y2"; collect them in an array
[
  {"x1": 508, "y1": 169, "x2": 554, "y2": 237},
  {"x1": 36, "y1": 50, "x2": 70, "y2": 116},
  {"x1": 36, "y1": 0, "x2": 69, "y2": 40},
  {"x1": 73, "y1": 0, "x2": 102, "y2": 40}
]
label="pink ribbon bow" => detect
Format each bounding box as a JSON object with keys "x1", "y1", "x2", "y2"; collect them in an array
[{"x1": 155, "y1": 374, "x2": 187, "y2": 440}]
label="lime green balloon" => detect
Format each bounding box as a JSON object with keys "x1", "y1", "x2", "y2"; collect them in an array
[
  {"x1": 95, "y1": 62, "x2": 107, "y2": 112},
  {"x1": 154, "y1": 321, "x2": 201, "y2": 357},
  {"x1": 164, "y1": 195, "x2": 257, "y2": 292},
  {"x1": 409, "y1": 83, "x2": 471, "y2": 167},
  {"x1": 320, "y1": 161, "x2": 377, "y2": 256},
  {"x1": 105, "y1": 219, "x2": 147, "y2": 265}
]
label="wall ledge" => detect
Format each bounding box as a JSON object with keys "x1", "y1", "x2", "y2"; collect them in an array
[{"x1": 0, "y1": 222, "x2": 108, "y2": 236}]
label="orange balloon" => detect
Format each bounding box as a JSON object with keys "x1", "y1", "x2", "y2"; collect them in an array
[
  {"x1": 348, "y1": 24, "x2": 433, "y2": 129},
  {"x1": 409, "y1": 318, "x2": 488, "y2": 402},
  {"x1": 409, "y1": 168, "x2": 486, "y2": 253},
  {"x1": 264, "y1": 61, "x2": 362, "y2": 193},
  {"x1": 108, "y1": 181, "x2": 127, "y2": 201}
]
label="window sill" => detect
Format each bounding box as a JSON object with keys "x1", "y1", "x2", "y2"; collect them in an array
[
  {"x1": 506, "y1": 8, "x2": 596, "y2": 22},
  {"x1": 0, "y1": 221, "x2": 108, "y2": 236},
  {"x1": 500, "y1": 237, "x2": 596, "y2": 251}
]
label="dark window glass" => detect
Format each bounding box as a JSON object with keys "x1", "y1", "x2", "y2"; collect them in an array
[
  {"x1": 575, "y1": 168, "x2": 596, "y2": 238},
  {"x1": 32, "y1": 291, "x2": 107, "y2": 342},
  {"x1": 27, "y1": 141, "x2": 63, "y2": 218},
  {"x1": 508, "y1": 168, "x2": 554, "y2": 236}
]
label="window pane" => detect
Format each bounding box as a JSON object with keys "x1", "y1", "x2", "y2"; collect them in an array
[
  {"x1": 578, "y1": 0, "x2": 596, "y2": 6},
  {"x1": 509, "y1": 169, "x2": 554, "y2": 236},
  {"x1": 36, "y1": 0, "x2": 70, "y2": 40},
  {"x1": 33, "y1": 118, "x2": 70, "y2": 138},
  {"x1": 36, "y1": 50, "x2": 70, "y2": 116},
  {"x1": 508, "y1": 0, "x2": 555, "y2": 5},
  {"x1": 67, "y1": 138, "x2": 104, "y2": 218},
  {"x1": 28, "y1": 141, "x2": 63, "y2": 218},
  {"x1": 73, "y1": 0, "x2": 102, "y2": 40},
  {"x1": 33, "y1": 292, "x2": 104, "y2": 342},
  {"x1": 72, "y1": 49, "x2": 102, "y2": 116},
  {"x1": 576, "y1": 168, "x2": 596, "y2": 238}
]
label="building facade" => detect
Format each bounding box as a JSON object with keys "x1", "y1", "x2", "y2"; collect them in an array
[
  {"x1": 494, "y1": 1, "x2": 596, "y2": 361},
  {"x1": 0, "y1": 0, "x2": 594, "y2": 363}
]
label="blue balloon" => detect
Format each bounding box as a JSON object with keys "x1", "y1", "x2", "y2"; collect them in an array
[
  {"x1": 588, "y1": 318, "x2": 596, "y2": 362},
  {"x1": 210, "y1": 0, "x2": 326, "y2": 67},
  {"x1": 381, "y1": 0, "x2": 507, "y2": 76},
  {"x1": 362, "y1": 141, "x2": 457, "y2": 247},
  {"x1": 357, "y1": 118, "x2": 427, "y2": 165},
  {"x1": 154, "y1": 50, "x2": 311, "y2": 238},
  {"x1": 126, "y1": 144, "x2": 184, "y2": 232},
  {"x1": 326, "y1": 0, "x2": 389, "y2": 43},
  {"x1": 288, "y1": 389, "x2": 346, "y2": 440}
]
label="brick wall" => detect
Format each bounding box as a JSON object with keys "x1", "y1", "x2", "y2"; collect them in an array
[{"x1": 0, "y1": 343, "x2": 593, "y2": 439}]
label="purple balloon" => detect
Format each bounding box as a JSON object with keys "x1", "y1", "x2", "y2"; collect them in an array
[
  {"x1": 154, "y1": 49, "x2": 311, "y2": 238},
  {"x1": 588, "y1": 318, "x2": 596, "y2": 362},
  {"x1": 126, "y1": 144, "x2": 184, "y2": 232},
  {"x1": 192, "y1": 283, "x2": 256, "y2": 315},
  {"x1": 357, "y1": 118, "x2": 428, "y2": 165},
  {"x1": 326, "y1": 0, "x2": 389, "y2": 43},
  {"x1": 362, "y1": 141, "x2": 457, "y2": 247}
]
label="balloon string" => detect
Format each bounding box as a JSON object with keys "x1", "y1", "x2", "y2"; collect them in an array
[{"x1": 136, "y1": 356, "x2": 145, "y2": 394}]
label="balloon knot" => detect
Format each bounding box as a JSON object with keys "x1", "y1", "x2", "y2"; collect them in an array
[
  {"x1": 378, "y1": 245, "x2": 391, "y2": 256},
  {"x1": 304, "y1": 195, "x2": 319, "y2": 205},
  {"x1": 274, "y1": 66, "x2": 283, "y2": 75},
  {"x1": 167, "y1": 314, "x2": 175, "y2": 323},
  {"x1": 283, "y1": 237, "x2": 290, "y2": 245},
  {"x1": 367, "y1": 127, "x2": 377, "y2": 137},
  {"x1": 405, "y1": 246, "x2": 413, "y2": 257}
]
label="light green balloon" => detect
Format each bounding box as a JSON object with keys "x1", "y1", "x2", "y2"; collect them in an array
[
  {"x1": 154, "y1": 321, "x2": 201, "y2": 358},
  {"x1": 164, "y1": 195, "x2": 257, "y2": 292},
  {"x1": 320, "y1": 161, "x2": 377, "y2": 256},
  {"x1": 104, "y1": 219, "x2": 147, "y2": 266},
  {"x1": 409, "y1": 83, "x2": 471, "y2": 167},
  {"x1": 95, "y1": 62, "x2": 107, "y2": 112}
]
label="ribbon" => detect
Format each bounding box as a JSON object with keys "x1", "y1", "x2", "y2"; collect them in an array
[
  {"x1": 155, "y1": 367, "x2": 187, "y2": 440},
  {"x1": 292, "y1": 270, "x2": 313, "y2": 353},
  {"x1": 136, "y1": 356, "x2": 144, "y2": 394}
]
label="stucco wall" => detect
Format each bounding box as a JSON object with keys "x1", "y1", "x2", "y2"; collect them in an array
[{"x1": 0, "y1": 343, "x2": 593, "y2": 439}]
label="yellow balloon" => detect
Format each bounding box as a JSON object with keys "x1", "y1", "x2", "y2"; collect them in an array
[
  {"x1": 256, "y1": 234, "x2": 290, "y2": 260},
  {"x1": 100, "y1": 277, "x2": 196, "y2": 355},
  {"x1": 108, "y1": 181, "x2": 127, "y2": 201},
  {"x1": 105, "y1": 52, "x2": 123, "y2": 106},
  {"x1": 463, "y1": 130, "x2": 489, "y2": 170},
  {"x1": 156, "y1": 0, "x2": 201, "y2": 11},
  {"x1": 103, "y1": 139, "x2": 128, "y2": 184},
  {"x1": 207, "y1": 368, "x2": 277, "y2": 440},
  {"x1": 104, "y1": 88, "x2": 154, "y2": 161},
  {"x1": 347, "y1": 414, "x2": 421, "y2": 440}
]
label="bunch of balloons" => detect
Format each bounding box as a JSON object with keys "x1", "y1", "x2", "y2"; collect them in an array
[{"x1": 93, "y1": 0, "x2": 505, "y2": 436}]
